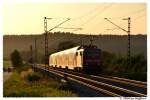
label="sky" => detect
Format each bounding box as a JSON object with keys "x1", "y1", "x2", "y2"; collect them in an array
[{"x1": 3, "y1": 2, "x2": 147, "y2": 35}]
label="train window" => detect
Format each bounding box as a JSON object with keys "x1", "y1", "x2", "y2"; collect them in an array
[
  {"x1": 76, "y1": 52, "x2": 78, "y2": 56},
  {"x1": 80, "y1": 52, "x2": 83, "y2": 56}
]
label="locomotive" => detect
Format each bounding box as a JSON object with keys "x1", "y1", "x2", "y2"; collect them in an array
[{"x1": 49, "y1": 45, "x2": 101, "y2": 73}]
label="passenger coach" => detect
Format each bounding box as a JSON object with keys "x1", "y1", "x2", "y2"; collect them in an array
[{"x1": 49, "y1": 45, "x2": 101, "y2": 73}]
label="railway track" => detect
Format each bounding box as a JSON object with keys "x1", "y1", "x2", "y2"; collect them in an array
[
  {"x1": 103, "y1": 75, "x2": 146, "y2": 86},
  {"x1": 54, "y1": 68, "x2": 147, "y2": 94},
  {"x1": 91, "y1": 75, "x2": 147, "y2": 88},
  {"x1": 33, "y1": 65, "x2": 147, "y2": 97}
]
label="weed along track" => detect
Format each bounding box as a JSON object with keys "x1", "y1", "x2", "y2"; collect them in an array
[
  {"x1": 3, "y1": 68, "x2": 78, "y2": 97},
  {"x1": 33, "y1": 65, "x2": 147, "y2": 97}
]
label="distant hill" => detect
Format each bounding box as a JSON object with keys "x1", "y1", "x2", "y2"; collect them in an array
[{"x1": 3, "y1": 32, "x2": 147, "y2": 62}]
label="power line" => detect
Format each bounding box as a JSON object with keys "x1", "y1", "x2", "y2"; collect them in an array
[
  {"x1": 87, "y1": 12, "x2": 146, "y2": 35},
  {"x1": 103, "y1": 13, "x2": 146, "y2": 33},
  {"x1": 110, "y1": 7, "x2": 146, "y2": 19},
  {"x1": 64, "y1": 4, "x2": 107, "y2": 32},
  {"x1": 54, "y1": 4, "x2": 113, "y2": 33},
  {"x1": 76, "y1": 4, "x2": 145, "y2": 34},
  {"x1": 72, "y1": 4, "x2": 113, "y2": 34},
  {"x1": 48, "y1": 18, "x2": 70, "y2": 32},
  {"x1": 104, "y1": 17, "x2": 131, "y2": 67},
  {"x1": 132, "y1": 14, "x2": 146, "y2": 21},
  {"x1": 80, "y1": 3, "x2": 114, "y2": 27},
  {"x1": 73, "y1": 5, "x2": 106, "y2": 20},
  {"x1": 56, "y1": 27, "x2": 82, "y2": 30}
]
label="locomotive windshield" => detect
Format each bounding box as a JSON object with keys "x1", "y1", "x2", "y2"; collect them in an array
[{"x1": 84, "y1": 49, "x2": 101, "y2": 56}]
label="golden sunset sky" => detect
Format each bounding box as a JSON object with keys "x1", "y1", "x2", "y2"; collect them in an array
[{"x1": 3, "y1": 2, "x2": 147, "y2": 35}]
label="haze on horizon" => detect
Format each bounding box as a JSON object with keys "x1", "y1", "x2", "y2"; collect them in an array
[{"x1": 3, "y1": 2, "x2": 147, "y2": 35}]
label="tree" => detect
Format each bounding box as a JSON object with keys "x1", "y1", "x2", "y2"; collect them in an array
[{"x1": 10, "y1": 49, "x2": 23, "y2": 68}]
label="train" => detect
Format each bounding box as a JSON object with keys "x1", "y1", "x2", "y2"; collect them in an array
[{"x1": 49, "y1": 45, "x2": 102, "y2": 73}]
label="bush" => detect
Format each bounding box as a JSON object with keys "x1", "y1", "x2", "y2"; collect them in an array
[
  {"x1": 27, "y1": 72, "x2": 42, "y2": 82},
  {"x1": 127, "y1": 72, "x2": 147, "y2": 81},
  {"x1": 101, "y1": 51, "x2": 147, "y2": 81},
  {"x1": 15, "y1": 66, "x2": 31, "y2": 74},
  {"x1": 10, "y1": 50, "x2": 23, "y2": 68}
]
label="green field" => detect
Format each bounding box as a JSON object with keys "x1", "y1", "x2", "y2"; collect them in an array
[
  {"x1": 3, "y1": 60, "x2": 12, "y2": 68},
  {"x1": 3, "y1": 69, "x2": 78, "y2": 97}
]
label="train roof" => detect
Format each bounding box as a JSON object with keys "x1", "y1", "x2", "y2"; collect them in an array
[
  {"x1": 50, "y1": 46, "x2": 81, "y2": 57},
  {"x1": 50, "y1": 45, "x2": 100, "y2": 57}
]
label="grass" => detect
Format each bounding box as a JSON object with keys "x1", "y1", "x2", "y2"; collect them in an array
[
  {"x1": 3, "y1": 70, "x2": 78, "y2": 97},
  {"x1": 3, "y1": 59, "x2": 31, "y2": 73},
  {"x1": 3, "y1": 60, "x2": 12, "y2": 68}
]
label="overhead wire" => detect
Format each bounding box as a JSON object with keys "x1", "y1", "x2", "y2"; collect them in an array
[
  {"x1": 64, "y1": 4, "x2": 108, "y2": 33},
  {"x1": 56, "y1": 3, "x2": 114, "y2": 33},
  {"x1": 110, "y1": 7, "x2": 146, "y2": 19},
  {"x1": 80, "y1": 3, "x2": 114, "y2": 27},
  {"x1": 57, "y1": 4, "x2": 106, "y2": 32},
  {"x1": 84, "y1": 4, "x2": 146, "y2": 34},
  {"x1": 49, "y1": 6, "x2": 104, "y2": 33},
  {"x1": 70, "y1": 3, "x2": 114, "y2": 34},
  {"x1": 73, "y1": 4, "x2": 106, "y2": 20},
  {"x1": 50, "y1": 4, "x2": 146, "y2": 35},
  {"x1": 102, "y1": 13, "x2": 146, "y2": 34},
  {"x1": 84, "y1": 3, "x2": 116, "y2": 33},
  {"x1": 44, "y1": 5, "x2": 106, "y2": 31}
]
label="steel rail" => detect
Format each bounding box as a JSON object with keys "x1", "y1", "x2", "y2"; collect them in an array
[
  {"x1": 35, "y1": 66, "x2": 120, "y2": 97},
  {"x1": 101, "y1": 75, "x2": 146, "y2": 85},
  {"x1": 54, "y1": 68, "x2": 146, "y2": 89},
  {"x1": 49, "y1": 68, "x2": 146, "y2": 97},
  {"x1": 33, "y1": 65, "x2": 146, "y2": 97},
  {"x1": 90, "y1": 75, "x2": 146, "y2": 88}
]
